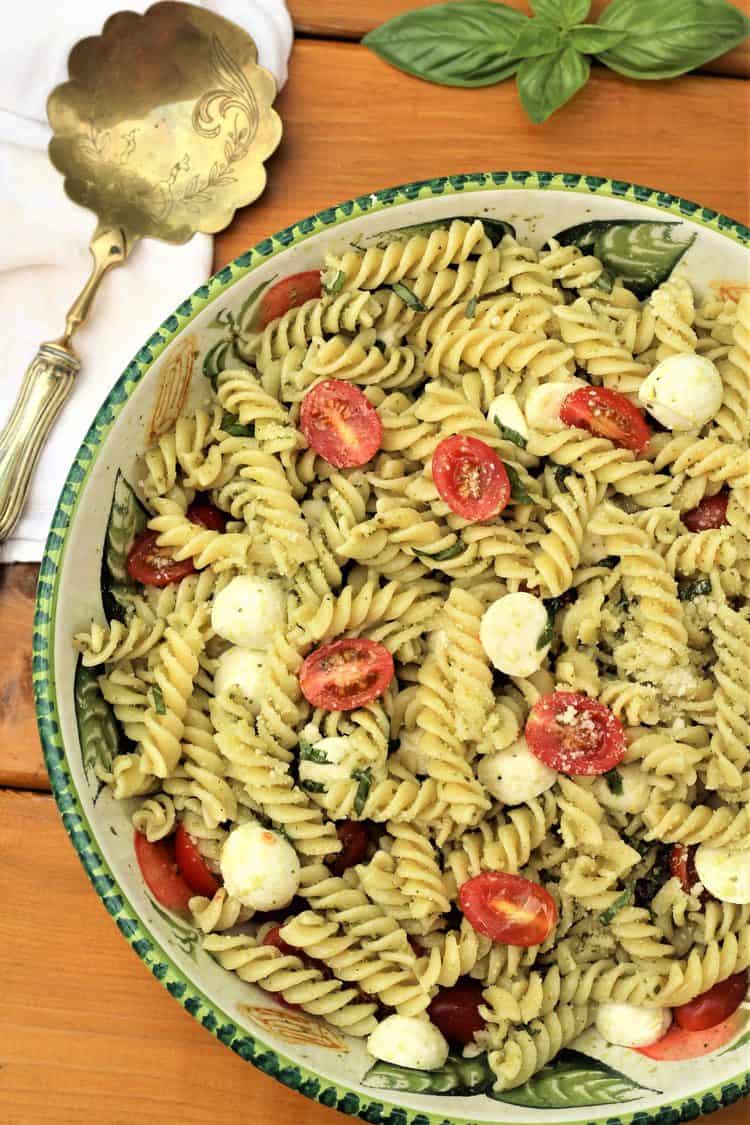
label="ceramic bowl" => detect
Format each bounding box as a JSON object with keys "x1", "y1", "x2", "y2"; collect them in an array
[{"x1": 34, "y1": 172, "x2": 750, "y2": 1125}]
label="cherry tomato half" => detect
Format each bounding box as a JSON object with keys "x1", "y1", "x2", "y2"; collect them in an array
[
  {"x1": 330, "y1": 820, "x2": 370, "y2": 874},
  {"x1": 300, "y1": 381, "x2": 383, "y2": 469},
  {"x1": 560, "y1": 386, "x2": 651, "y2": 454},
  {"x1": 683, "y1": 491, "x2": 730, "y2": 532},
  {"x1": 525, "y1": 691, "x2": 626, "y2": 775},
  {"x1": 459, "y1": 872, "x2": 557, "y2": 947},
  {"x1": 428, "y1": 981, "x2": 486, "y2": 1045},
  {"x1": 432, "y1": 435, "x2": 511, "y2": 521},
  {"x1": 262, "y1": 924, "x2": 298, "y2": 957},
  {"x1": 187, "y1": 500, "x2": 227, "y2": 532},
  {"x1": 134, "y1": 830, "x2": 193, "y2": 912},
  {"x1": 174, "y1": 823, "x2": 221, "y2": 898},
  {"x1": 126, "y1": 530, "x2": 195, "y2": 587},
  {"x1": 258, "y1": 270, "x2": 322, "y2": 327},
  {"x1": 299, "y1": 638, "x2": 394, "y2": 711},
  {"x1": 675, "y1": 972, "x2": 748, "y2": 1031}
]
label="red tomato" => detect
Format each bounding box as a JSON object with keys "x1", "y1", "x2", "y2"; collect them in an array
[
  {"x1": 560, "y1": 386, "x2": 651, "y2": 453},
  {"x1": 670, "y1": 844, "x2": 700, "y2": 893},
  {"x1": 262, "y1": 924, "x2": 298, "y2": 957},
  {"x1": 126, "y1": 530, "x2": 195, "y2": 587},
  {"x1": 258, "y1": 270, "x2": 322, "y2": 327},
  {"x1": 675, "y1": 972, "x2": 748, "y2": 1031},
  {"x1": 635, "y1": 1013, "x2": 741, "y2": 1060},
  {"x1": 173, "y1": 823, "x2": 221, "y2": 898},
  {"x1": 683, "y1": 492, "x2": 730, "y2": 532},
  {"x1": 300, "y1": 381, "x2": 383, "y2": 468},
  {"x1": 432, "y1": 435, "x2": 511, "y2": 521},
  {"x1": 428, "y1": 981, "x2": 486, "y2": 1045},
  {"x1": 459, "y1": 872, "x2": 557, "y2": 947},
  {"x1": 187, "y1": 500, "x2": 227, "y2": 532},
  {"x1": 525, "y1": 692, "x2": 626, "y2": 775},
  {"x1": 299, "y1": 638, "x2": 394, "y2": 711},
  {"x1": 330, "y1": 820, "x2": 370, "y2": 874},
  {"x1": 134, "y1": 830, "x2": 193, "y2": 912}
]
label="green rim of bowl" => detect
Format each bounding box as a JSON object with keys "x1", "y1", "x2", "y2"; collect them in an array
[{"x1": 33, "y1": 171, "x2": 750, "y2": 1125}]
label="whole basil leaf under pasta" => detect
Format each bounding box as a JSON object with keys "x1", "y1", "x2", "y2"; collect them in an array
[
  {"x1": 554, "y1": 219, "x2": 696, "y2": 297},
  {"x1": 375, "y1": 215, "x2": 516, "y2": 248},
  {"x1": 101, "y1": 470, "x2": 149, "y2": 623},
  {"x1": 75, "y1": 661, "x2": 121, "y2": 782},
  {"x1": 362, "y1": 1, "x2": 527, "y2": 87},
  {"x1": 597, "y1": 0, "x2": 750, "y2": 78},
  {"x1": 516, "y1": 46, "x2": 590, "y2": 124},
  {"x1": 531, "y1": 0, "x2": 591, "y2": 25}
]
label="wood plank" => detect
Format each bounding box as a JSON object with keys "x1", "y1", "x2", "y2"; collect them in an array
[
  {"x1": 2, "y1": 789, "x2": 748, "y2": 1125},
  {"x1": 0, "y1": 564, "x2": 45, "y2": 789},
  {"x1": 288, "y1": 0, "x2": 750, "y2": 79}
]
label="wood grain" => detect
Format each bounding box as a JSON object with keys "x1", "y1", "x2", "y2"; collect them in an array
[
  {"x1": 288, "y1": 0, "x2": 750, "y2": 79},
  {"x1": 1, "y1": 789, "x2": 747, "y2": 1125},
  {"x1": 0, "y1": 564, "x2": 44, "y2": 788}
]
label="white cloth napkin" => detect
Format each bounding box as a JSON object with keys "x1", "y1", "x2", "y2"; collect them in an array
[{"x1": 0, "y1": 0, "x2": 293, "y2": 562}]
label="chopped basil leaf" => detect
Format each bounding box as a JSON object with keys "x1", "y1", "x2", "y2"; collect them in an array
[
  {"x1": 504, "y1": 463, "x2": 533, "y2": 504},
  {"x1": 679, "y1": 576, "x2": 712, "y2": 601},
  {"x1": 221, "y1": 411, "x2": 254, "y2": 437},
  {"x1": 391, "y1": 281, "x2": 427, "y2": 311},
  {"x1": 599, "y1": 555, "x2": 619, "y2": 569},
  {"x1": 151, "y1": 685, "x2": 166, "y2": 715},
  {"x1": 599, "y1": 883, "x2": 634, "y2": 926},
  {"x1": 352, "y1": 767, "x2": 372, "y2": 815},
  {"x1": 412, "y1": 539, "x2": 464, "y2": 562},
  {"x1": 300, "y1": 778, "x2": 327, "y2": 794},
  {"x1": 537, "y1": 614, "x2": 554, "y2": 650},
  {"x1": 554, "y1": 464, "x2": 572, "y2": 488},
  {"x1": 324, "y1": 269, "x2": 345, "y2": 295},
  {"x1": 495, "y1": 418, "x2": 527, "y2": 449},
  {"x1": 604, "y1": 768, "x2": 624, "y2": 796},
  {"x1": 466, "y1": 295, "x2": 478, "y2": 318},
  {"x1": 299, "y1": 738, "x2": 329, "y2": 764}
]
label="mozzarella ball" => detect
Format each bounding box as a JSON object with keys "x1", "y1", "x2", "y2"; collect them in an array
[
  {"x1": 211, "y1": 576, "x2": 285, "y2": 649},
  {"x1": 487, "y1": 393, "x2": 529, "y2": 442},
  {"x1": 596, "y1": 1002, "x2": 672, "y2": 1048},
  {"x1": 695, "y1": 845, "x2": 750, "y2": 904},
  {"x1": 298, "y1": 736, "x2": 355, "y2": 789},
  {"x1": 477, "y1": 738, "x2": 557, "y2": 805},
  {"x1": 638, "y1": 354, "x2": 723, "y2": 431},
  {"x1": 213, "y1": 647, "x2": 266, "y2": 712},
  {"x1": 220, "y1": 822, "x2": 300, "y2": 911},
  {"x1": 524, "y1": 378, "x2": 588, "y2": 432},
  {"x1": 594, "y1": 764, "x2": 651, "y2": 814},
  {"x1": 396, "y1": 728, "x2": 432, "y2": 777},
  {"x1": 480, "y1": 592, "x2": 550, "y2": 676},
  {"x1": 367, "y1": 1015, "x2": 449, "y2": 1071}
]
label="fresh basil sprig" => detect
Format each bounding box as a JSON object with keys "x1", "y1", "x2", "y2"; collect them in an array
[{"x1": 363, "y1": 0, "x2": 750, "y2": 124}]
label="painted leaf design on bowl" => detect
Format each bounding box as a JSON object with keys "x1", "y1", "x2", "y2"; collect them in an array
[
  {"x1": 148, "y1": 897, "x2": 200, "y2": 961},
  {"x1": 373, "y1": 215, "x2": 516, "y2": 248},
  {"x1": 101, "y1": 470, "x2": 149, "y2": 623},
  {"x1": 363, "y1": 1051, "x2": 492, "y2": 1095},
  {"x1": 75, "y1": 659, "x2": 121, "y2": 785},
  {"x1": 554, "y1": 220, "x2": 696, "y2": 297},
  {"x1": 489, "y1": 1048, "x2": 656, "y2": 1108}
]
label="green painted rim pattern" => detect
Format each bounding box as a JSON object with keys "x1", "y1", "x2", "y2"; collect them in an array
[{"x1": 33, "y1": 172, "x2": 749, "y2": 1125}]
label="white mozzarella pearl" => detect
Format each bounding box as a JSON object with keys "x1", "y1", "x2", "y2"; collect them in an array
[
  {"x1": 220, "y1": 822, "x2": 300, "y2": 911},
  {"x1": 396, "y1": 728, "x2": 432, "y2": 777},
  {"x1": 213, "y1": 647, "x2": 266, "y2": 713},
  {"x1": 638, "y1": 354, "x2": 723, "y2": 431},
  {"x1": 367, "y1": 1015, "x2": 449, "y2": 1071},
  {"x1": 524, "y1": 378, "x2": 588, "y2": 432},
  {"x1": 477, "y1": 738, "x2": 557, "y2": 805},
  {"x1": 596, "y1": 1002, "x2": 672, "y2": 1048},
  {"x1": 594, "y1": 764, "x2": 651, "y2": 814},
  {"x1": 211, "y1": 576, "x2": 285, "y2": 649},
  {"x1": 694, "y1": 846, "x2": 750, "y2": 905},
  {"x1": 298, "y1": 736, "x2": 355, "y2": 788},
  {"x1": 487, "y1": 393, "x2": 529, "y2": 442},
  {"x1": 480, "y1": 592, "x2": 550, "y2": 676}
]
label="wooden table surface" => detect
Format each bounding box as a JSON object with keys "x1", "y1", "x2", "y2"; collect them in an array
[{"x1": 2, "y1": 4, "x2": 749, "y2": 1123}]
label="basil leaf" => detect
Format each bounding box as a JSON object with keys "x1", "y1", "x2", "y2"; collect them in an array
[
  {"x1": 504, "y1": 463, "x2": 533, "y2": 503},
  {"x1": 299, "y1": 738, "x2": 329, "y2": 763},
  {"x1": 324, "y1": 269, "x2": 345, "y2": 295},
  {"x1": 554, "y1": 464, "x2": 572, "y2": 488},
  {"x1": 413, "y1": 539, "x2": 464, "y2": 562},
  {"x1": 537, "y1": 614, "x2": 554, "y2": 650},
  {"x1": 510, "y1": 18, "x2": 562, "y2": 58},
  {"x1": 568, "y1": 24, "x2": 627, "y2": 52},
  {"x1": 377, "y1": 216, "x2": 515, "y2": 248},
  {"x1": 466, "y1": 296, "x2": 478, "y2": 317},
  {"x1": 300, "y1": 778, "x2": 327, "y2": 794},
  {"x1": 679, "y1": 576, "x2": 712, "y2": 601},
  {"x1": 151, "y1": 685, "x2": 166, "y2": 715},
  {"x1": 363, "y1": 1, "x2": 527, "y2": 87},
  {"x1": 391, "y1": 281, "x2": 427, "y2": 311},
  {"x1": 599, "y1": 883, "x2": 634, "y2": 926},
  {"x1": 516, "y1": 46, "x2": 590, "y2": 124},
  {"x1": 555, "y1": 219, "x2": 695, "y2": 298},
  {"x1": 221, "y1": 411, "x2": 254, "y2": 437},
  {"x1": 495, "y1": 418, "x2": 527, "y2": 449},
  {"x1": 532, "y1": 0, "x2": 591, "y2": 25},
  {"x1": 598, "y1": 0, "x2": 750, "y2": 80},
  {"x1": 604, "y1": 768, "x2": 624, "y2": 795},
  {"x1": 352, "y1": 767, "x2": 373, "y2": 815}
]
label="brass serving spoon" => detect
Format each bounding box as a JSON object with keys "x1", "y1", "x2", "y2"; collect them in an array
[{"x1": 0, "y1": 0, "x2": 281, "y2": 541}]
